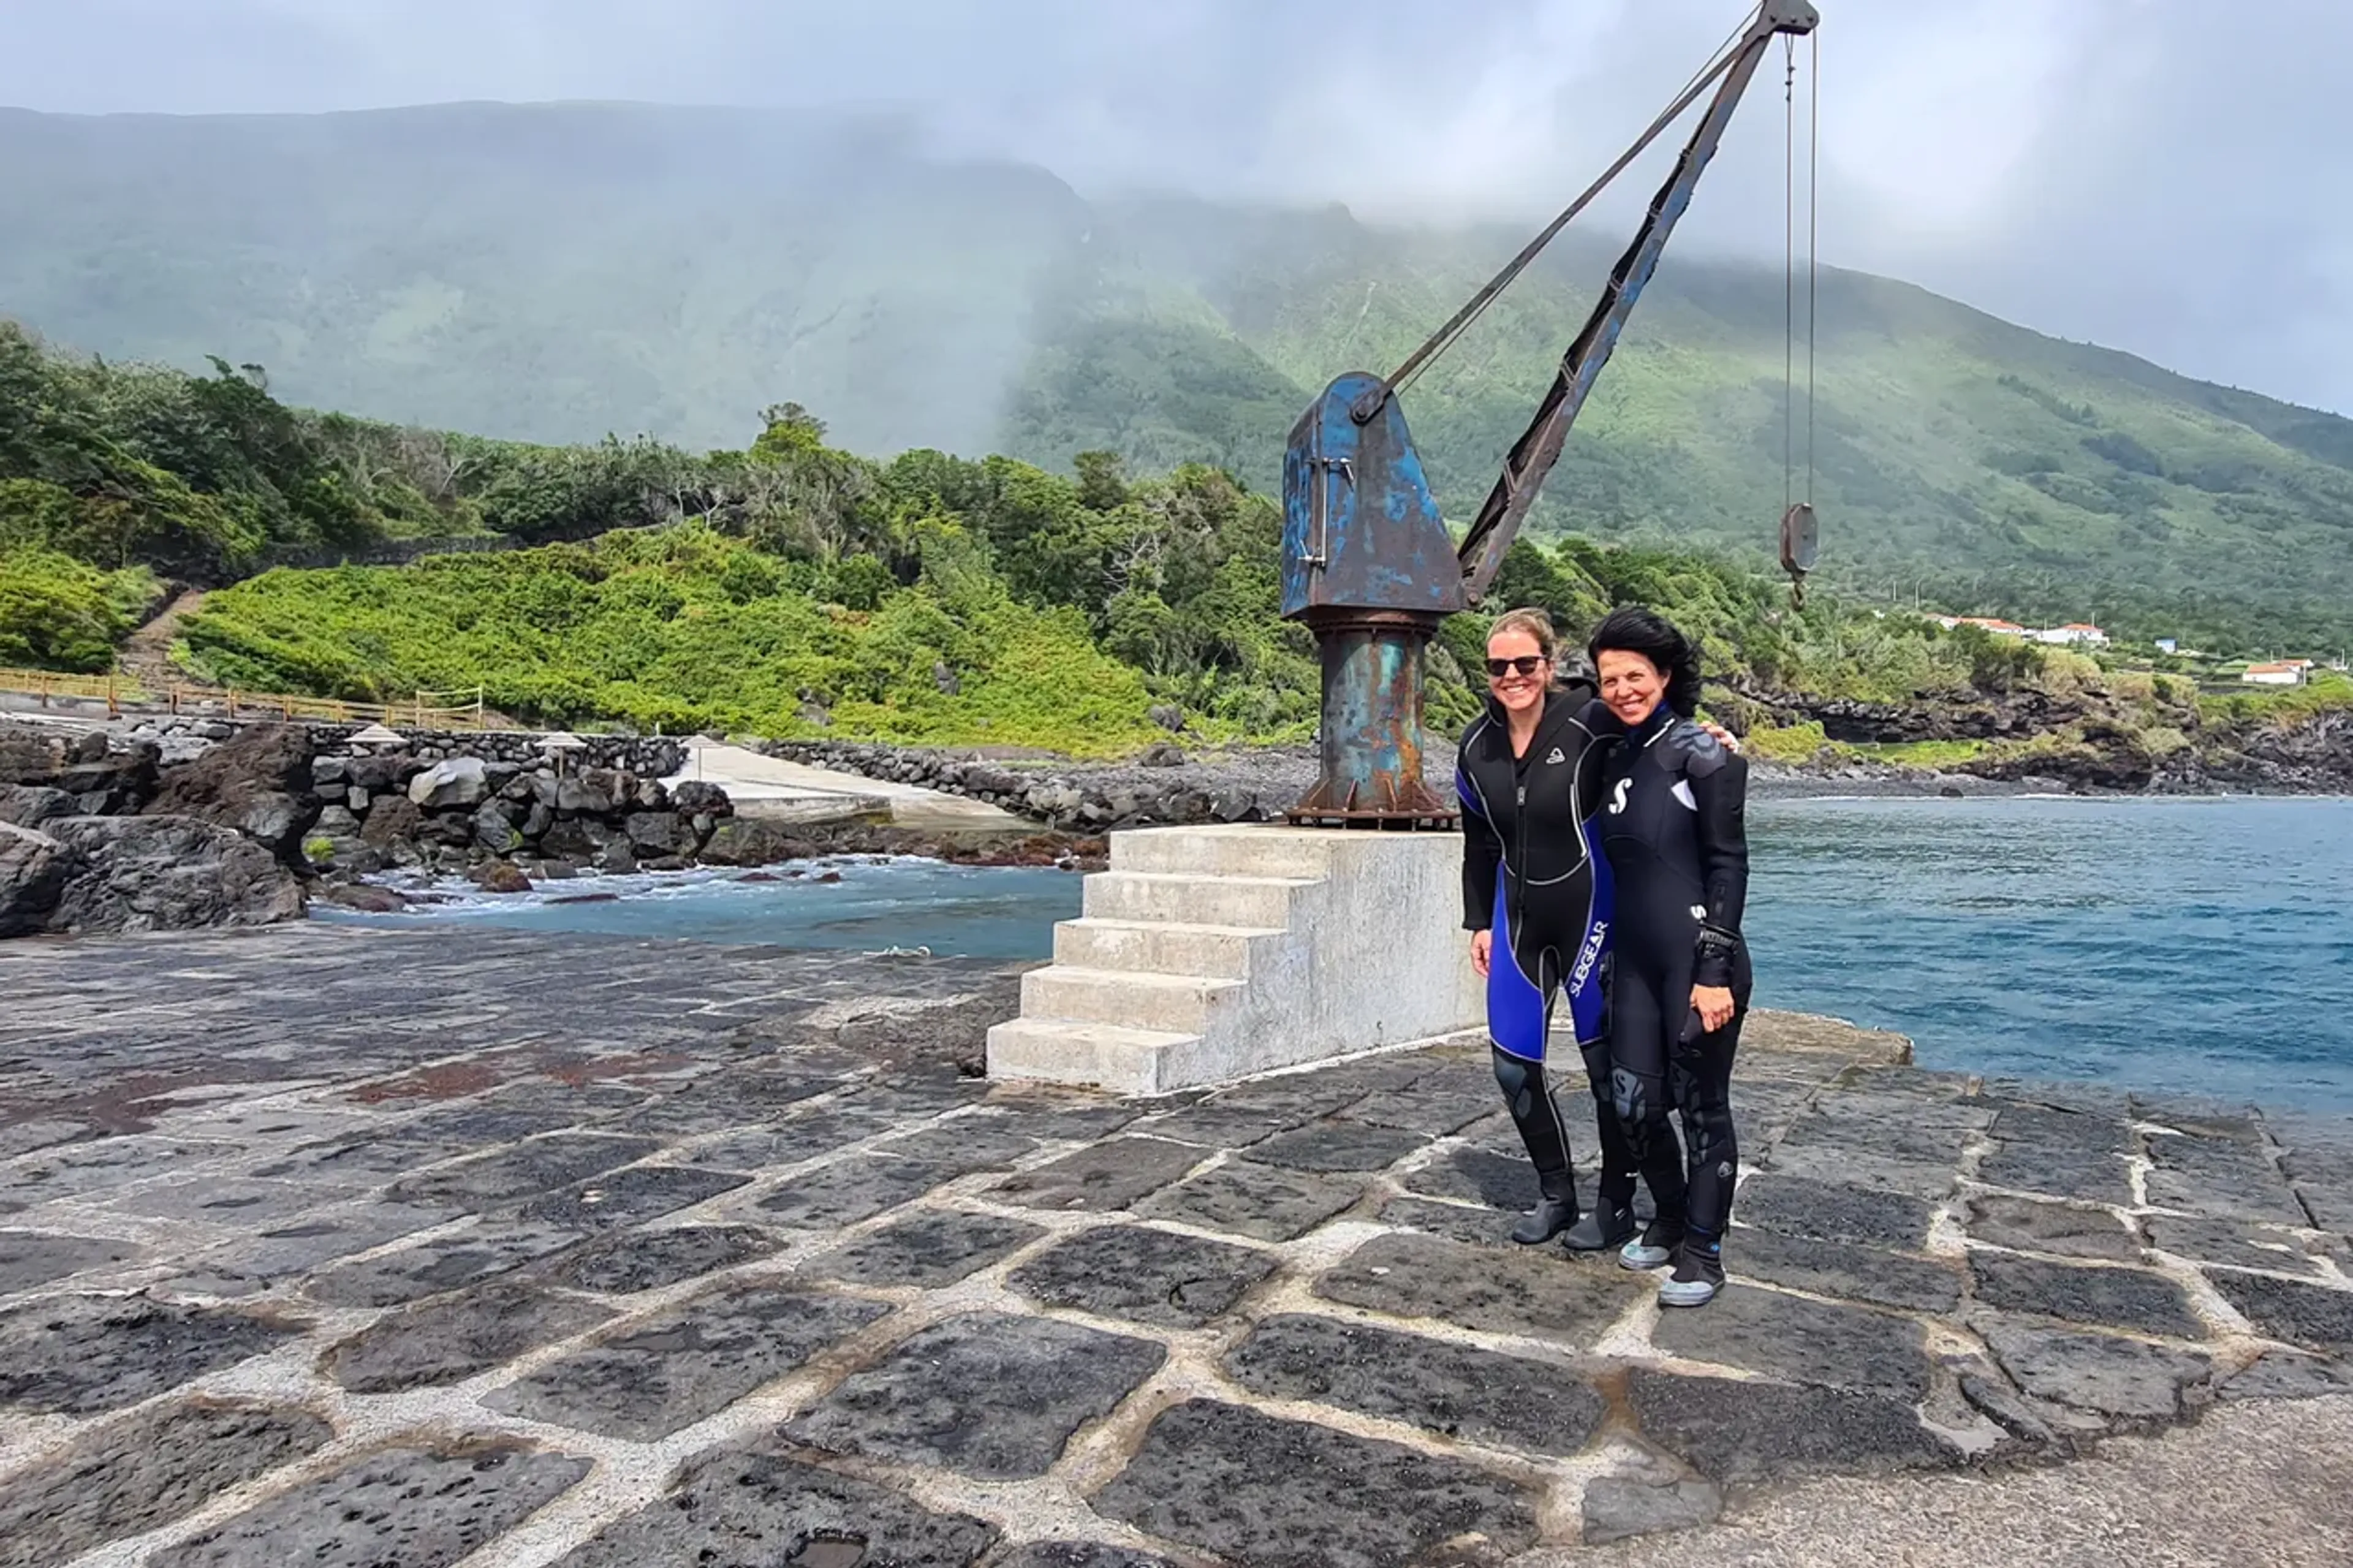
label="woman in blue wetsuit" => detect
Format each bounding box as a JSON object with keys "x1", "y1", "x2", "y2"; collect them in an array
[
  {"x1": 1588, "y1": 605, "x2": 1752, "y2": 1308},
  {"x1": 1456, "y1": 607, "x2": 1639, "y2": 1251}
]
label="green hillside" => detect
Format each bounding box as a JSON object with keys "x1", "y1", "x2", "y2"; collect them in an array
[{"x1": 4, "y1": 101, "x2": 2351, "y2": 646}]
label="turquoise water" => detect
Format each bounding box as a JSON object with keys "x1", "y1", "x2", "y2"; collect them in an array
[{"x1": 326, "y1": 798, "x2": 2353, "y2": 1108}]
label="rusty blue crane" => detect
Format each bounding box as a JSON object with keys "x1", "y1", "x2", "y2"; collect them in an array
[{"x1": 1281, "y1": 0, "x2": 1821, "y2": 827}]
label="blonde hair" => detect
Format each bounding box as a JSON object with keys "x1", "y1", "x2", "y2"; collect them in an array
[{"x1": 1486, "y1": 607, "x2": 1559, "y2": 662}]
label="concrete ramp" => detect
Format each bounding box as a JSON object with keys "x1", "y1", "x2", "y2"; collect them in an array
[
  {"x1": 988, "y1": 824, "x2": 1482, "y2": 1093},
  {"x1": 664, "y1": 743, "x2": 1023, "y2": 829}
]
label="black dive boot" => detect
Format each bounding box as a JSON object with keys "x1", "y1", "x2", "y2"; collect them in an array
[
  {"x1": 1561, "y1": 1199, "x2": 1637, "y2": 1253},
  {"x1": 1619, "y1": 1213, "x2": 1686, "y2": 1271},
  {"x1": 1510, "y1": 1172, "x2": 1580, "y2": 1245}
]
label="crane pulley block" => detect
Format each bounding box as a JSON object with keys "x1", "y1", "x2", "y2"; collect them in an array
[{"x1": 1280, "y1": 371, "x2": 1466, "y2": 622}]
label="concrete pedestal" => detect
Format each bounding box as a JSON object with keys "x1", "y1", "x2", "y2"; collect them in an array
[{"x1": 986, "y1": 824, "x2": 1482, "y2": 1094}]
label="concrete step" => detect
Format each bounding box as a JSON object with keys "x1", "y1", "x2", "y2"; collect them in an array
[
  {"x1": 1051, "y1": 917, "x2": 1278, "y2": 981},
  {"x1": 1082, "y1": 871, "x2": 1311, "y2": 929},
  {"x1": 1019, "y1": 965, "x2": 1240, "y2": 1034},
  {"x1": 1112, "y1": 827, "x2": 1340, "y2": 879},
  {"x1": 983, "y1": 1017, "x2": 1200, "y2": 1094}
]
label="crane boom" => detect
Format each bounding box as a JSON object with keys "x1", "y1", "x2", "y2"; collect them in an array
[{"x1": 1455, "y1": 0, "x2": 1817, "y2": 600}]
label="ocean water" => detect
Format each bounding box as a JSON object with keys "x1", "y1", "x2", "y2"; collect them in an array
[{"x1": 324, "y1": 798, "x2": 2353, "y2": 1110}]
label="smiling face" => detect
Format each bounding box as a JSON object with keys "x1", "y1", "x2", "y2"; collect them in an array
[
  {"x1": 1597, "y1": 647, "x2": 1668, "y2": 728},
  {"x1": 1485, "y1": 626, "x2": 1550, "y2": 716}
]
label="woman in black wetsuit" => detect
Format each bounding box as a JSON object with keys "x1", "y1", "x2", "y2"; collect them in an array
[
  {"x1": 1455, "y1": 608, "x2": 1638, "y2": 1250},
  {"x1": 1588, "y1": 606, "x2": 1751, "y2": 1308}
]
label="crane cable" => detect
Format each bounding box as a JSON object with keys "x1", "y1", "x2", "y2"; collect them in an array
[{"x1": 1384, "y1": 7, "x2": 1756, "y2": 400}]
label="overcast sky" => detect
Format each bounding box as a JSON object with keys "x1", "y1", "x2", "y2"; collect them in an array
[{"x1": 4, "y1": 0, "x2": 2346, "y2": 415}]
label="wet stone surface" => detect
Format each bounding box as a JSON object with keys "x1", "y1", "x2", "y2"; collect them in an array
[
  {"x1": 559, "y1": 1446, "x2": 1000, "y2": 1567},
  {"x1": 4, "y1": 925, "x2": 2350, "y2": 1566},
  {"x1": 789, "y1": 1312, "x2": 1165, "y2": 1479},
  {"x1": 1010, "y1": 1222, "x2": 1276, "y2": 1328},
  {"x1": 1093, "y1": 1398, "x2": 1542, "y2": 1568},
  {"x1": 1226, "y1": 1312, "x2": 1608, "y2": 1455},
  {"x1": 0, "y1": 1294, "x2": 298, "y2": 1413},
  {"x1": 1134, "y1": 1157, "x2": 1365, "y2": 1242},
  {"x1": 490, "y1": 1285, "x2": 892, "y2": 1440},
  {"x1": 800, "y1": 1206, "x2": 1047, "y2": 1288},
  {"x1": 1969, "y1": 1252, "x2": 2206, "y2": 1339},
  {"x1": 0, "y1": 1399, "x2": 334, "y2": 1568},
  {"x1": 150, "y1": 1440, "x2": 591, "y2": 1568}
]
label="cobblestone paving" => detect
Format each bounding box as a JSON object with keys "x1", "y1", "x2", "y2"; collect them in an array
[{"x1": 3, "y1": 924, "x2": 2351, "y2": 1566}]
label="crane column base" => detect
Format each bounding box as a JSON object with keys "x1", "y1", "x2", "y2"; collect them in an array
[{"x1": 1284, "y1": 608, "x2": 1458, "y2": 830}]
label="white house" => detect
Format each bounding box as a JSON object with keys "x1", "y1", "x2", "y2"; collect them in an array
[
  {"x1": 2241, "y1": 661, "x2": 2308, "y2": 686},
  {"x1": 2030, "y1": 623, "x2": 2110, "y2": 647},
  {"x1": 2154, "y1": 637, "x2": 2178, "y2": 655}
]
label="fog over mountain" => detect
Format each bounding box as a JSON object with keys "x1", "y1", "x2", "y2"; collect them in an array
[{"x1": 3, "y1": 0, "x2": 2347, "y2": 417}]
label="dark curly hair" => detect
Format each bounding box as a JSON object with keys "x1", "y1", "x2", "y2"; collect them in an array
[{"x1": 1588, "y1": 605, "x2": 1703, "y2": 718}]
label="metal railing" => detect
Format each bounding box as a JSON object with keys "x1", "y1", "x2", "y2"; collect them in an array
[{"x1": 0, "y1": 667, "x2": 486, "y2": 730}]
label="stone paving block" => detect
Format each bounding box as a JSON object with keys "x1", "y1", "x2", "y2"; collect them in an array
[
  {"x1": 1726, "y1": 1227, "x2": 1962, "y2": 1314},
  {"x1": 0, "y1": 1398, "x2": 333, "y2": 1568},
  {"x1": 389, "y1": 1132, "x2": 662, "y2": 1209},
  {"x1": 1333, "y1": 1079, "x2": 1497, "y2": 1137},
  {"x1": 2142, "y1": 1216, "x2": 2326, "y2": 1277},
  {"x1": 1092, "y1": 1398, "x2": 1540, "y2": 1568},
  {"x1": 1196, "y1": 1075, "x2": 1371, "y2": 1122},
  {"x1": 1582, "y1": 1475, "x2": 1724, "y2": 1547},
  {"x1": 1980, "y1": 1078, "x2": 2132, "y2": 1118},
  {"x1": 1979, "y1": 1319, "x2": 2211, "y2": 1420},
  {"x1": 321, "y1": 1281, "x2": 613, "y2": 1393},
  {"x1": 1973, "y1": 1143, "x2": 2135, "y2": 1206},
  {"x1": 801, "y1": 1207, "x2": 1047, "y2": 1288},
  {"x1": 690, "y1": 1112, "x2": 879, "y2": 1172},
  {"x1": 873, "y1": 1121, "x2": 1041, "y2": 1175},
  {"x1": 173, "y1": 1204, "x2": 456, "y2": 1294},
  {"x1": 1, "y1": 1135, "x2": 240, "y2": 1202},
  {"x1": 752, "y1": 1154, "x2": 954, "y2": 1229},
  {"x1": 1249, "y1": 1120, "x2": 1425, "y2": 1174},
  {"x1": 1737, "y1": 1173, "x2": 1935, "y2": 1249},
  {"x1": 1373, "y1": 1195, "x2": 1517, "y2": 1250},
  {"x1": 835, "y1": 1072, "x2": 994, "y2": 1121},
  {"x1": 1988, "y1": 1102, "x2": 2136, "y2": 1152},
  {"x1": 93, "y1": 1173, "x2": 362, "y2": 1225},
  {"x1": 308, "y1": 1218, "x2": 591, "y2": 1306},
  {"x1": 996, "y1": 1545, "x2": 1178, "y2": 1568},
  {"x1": 977, "y1": 1096, "x2": 1148, "y2": 1143},
  {"x1": 1963, "y1": 1194, "x2": 2141, "y2": 1261},
  {"x1": 1653, "y1": 1282, "x2": 1931, "y2": 1399},
  {"x1": 1115, "y1": 1102, "x2": 1297, "y2": 1150},
  {"x1": 1011, "y1": 1223, "x2": 1275, "y2": 1328},
  {"x1": 255, "y1": 1108, "x2": 576, "y2": 1179},
  {"x1": 1777, "y1": 1110, "x2": 1972, "y2": 1163},
  {"x1": 0, "y1": 1118, "x2": 86, "y2": 1160},
  {"x1": 1226, "y1": 1312, "x2": 1606, "y2": 1456},
  {"x1": 558, "y1": 1445, "x2": 999, "y2": 1567},
  {"x1": 151, "y1": 1439, "x2": 590, "y2": 1568},
  {"x1": 1400, "y1": 1145, "x2": 1534, "y2": 1209},
  {"x1": 789, "y1": 1311, "x2": 1165, "y2": 1479},
  {"x1": 0, "y1": 1227, "x2": 145, "y2": 1292},
  {"x1": 1969, "y1": 1252, "x2": 2205, "y2": 1339},
  {"x1": 2143, "y1": 1165, "x2": 2311, "y2": 1227},
  {"x1": 1316, "y1": 1230, "x2": 1639, "y2": 1346},
  {"x1": 992, "y1": 1136, "x2": 1205, "y2": 1212},
  {"x1": 1626, "y1": 1367, "x2": 1961, "y2": 1484},
  {"x1": 2218, "y1": 1349, "x2": 2353, "y2": 1400},
  {"x1": 1135, "y1": 1158, "x2": 1364, "y2": 1242},
  {"x1": 0, "y1": 1294, "x2": 296, "y2": 1413},
  {"x1": 518, "y1": 1164, "x2": 748, "y2": 1232},
  {"x1": 543, "y1": 1224, "x2": 781, "y2": 1293},
  {"x1": 2205, "y1": 1268, "x2": 2353, "y2": 1352},
  {"x1": 491, "y1": 1284, "x2": 892, "y2": 1441},
  {"x1": 1760, "y1": 1142, "x2": 1957, "y2": 1201},
  {"x1": 2131, "y1": 1094, "x2": 2261, "y2": 1139}
]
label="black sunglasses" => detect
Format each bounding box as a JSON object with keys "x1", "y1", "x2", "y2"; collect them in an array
[{"x1": 1485, "y1": 656, "x2": 1547, "y2": 678}]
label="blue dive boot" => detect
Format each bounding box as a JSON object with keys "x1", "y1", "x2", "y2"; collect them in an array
[
  {"x1": 1658, "y1": 1233, "x2": 1726, "y2": 1307},
  {"x1": 1618, "y1": 1213, "x2": 1684, "y2": 1271}
]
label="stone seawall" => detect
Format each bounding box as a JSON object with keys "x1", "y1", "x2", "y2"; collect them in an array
[{"x1": 123, "y1": 713, "x2": 684, "y2": 778}]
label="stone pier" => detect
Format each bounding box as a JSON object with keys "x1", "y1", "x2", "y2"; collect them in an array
[{"x1": 2, "y1": 925, "x2": 2349, "y2": 1566}]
